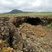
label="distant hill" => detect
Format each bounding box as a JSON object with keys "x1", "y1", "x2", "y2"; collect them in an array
[{"x1": 7, "y1": 9, "x2": 23, "y2": 14}]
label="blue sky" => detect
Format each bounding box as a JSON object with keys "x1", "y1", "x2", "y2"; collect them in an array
[{"x1": 0, "y1": 0, "x2": 52, "y2": 13}]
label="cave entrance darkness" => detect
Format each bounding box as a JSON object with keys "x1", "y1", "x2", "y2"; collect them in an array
[
  {"x1": 12, "y1": 17, "x2": 43, "y2": 27},
  {"x1": 25, "y1": 17, "x2": 42, "y2": 25},
  {"x1": 12, "y1": 17, "x2": 52, "y2": 27}
]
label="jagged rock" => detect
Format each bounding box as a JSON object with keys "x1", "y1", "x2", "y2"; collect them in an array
[
  {"x1": 1, "y1": 47, "x2": 15, "y2": 52},
  {"x1": 19, "y1": 23, "x2": 52, "y2": 52},
  {"x1": 9, "y1": 16, "x2": 52, "y2": 27},
  {"x1": 0, "y1": 16, "x2": 52, "y2": 52},
  {"x1": 0, "y1": 17, "x2": 23, "y2": 50},
  {"x1": 9, "y1": 17, "x2": 25, "y2": 27}
]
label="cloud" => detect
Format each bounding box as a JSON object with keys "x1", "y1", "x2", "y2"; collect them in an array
[{"x1": 0, "y1": 0, "x2": 52, "y2": 13}]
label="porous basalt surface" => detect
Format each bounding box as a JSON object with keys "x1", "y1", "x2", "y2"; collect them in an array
[{"x1": 0, "y1": 16, "x2": 52, "y2": 52}]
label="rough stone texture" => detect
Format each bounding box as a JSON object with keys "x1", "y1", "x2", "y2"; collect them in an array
[
  {"x1": 0, "y1": 17, "x2": 23, "y2": 52},
  {"x1": 0, "y1": 17, "x2": 52, "y2": 52},
  {"x1": 19, "y1": 23, "x2": 52, "y2": 52},
  {"x1": 9, "y1": 16, "x2": 52, "y2": 27},
  {"x1": 9, "y1": 17, "x2": 26, "y2": 27}
]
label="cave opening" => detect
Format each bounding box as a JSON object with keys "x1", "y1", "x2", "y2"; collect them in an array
[
  {"x1": 12, "y1": 16, "x2": 52, "y2": 27},
  {"x1": 12, "y1": 17, "x2": 43, "y2": 27},
  {"x1": 25, "y1": 17, "x2": 42, "y2": 25}
]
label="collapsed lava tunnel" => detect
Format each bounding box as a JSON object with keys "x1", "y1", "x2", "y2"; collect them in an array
[
  {"x1": 25, "y1": 17, "x2": 42, "y2": 25},
  {"x1": 10, "y1": 16, "x2": 52, "y2": 27}
]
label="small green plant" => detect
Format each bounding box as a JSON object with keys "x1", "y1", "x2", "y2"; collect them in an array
[{"x1": 47, "y1": 23, "x2": 52, "y2": 29}]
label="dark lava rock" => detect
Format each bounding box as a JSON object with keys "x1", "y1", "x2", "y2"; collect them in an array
[{"x1": 0, "y1": 17, "x2": 22, "y2": 50}]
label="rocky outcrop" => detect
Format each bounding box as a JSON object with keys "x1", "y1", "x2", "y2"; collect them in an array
[
  {"x1": 0, "y1": 16, "x2": 52, "y2": 52},
  {"x1": 19, "y1": 23, "x2": 52, "y2": 52},
  {"x1": 9, "y1": 16, "x2": 52, "y2": 27},
  {"x1": 0, "y1": 17, "x2": 23, "y2": 50}
]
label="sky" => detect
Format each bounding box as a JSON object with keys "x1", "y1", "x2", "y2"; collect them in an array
[{"x1": 0, "y1": 0, "x2": 52, "y2": 13}]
